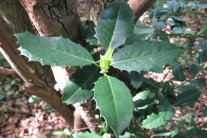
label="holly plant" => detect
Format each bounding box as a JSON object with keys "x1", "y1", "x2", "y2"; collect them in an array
[{"x1": 15, "y1": 1, "x2": 186, "y2": 137}]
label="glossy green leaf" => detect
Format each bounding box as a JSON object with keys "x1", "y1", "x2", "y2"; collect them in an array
[
  {"x1": 160, "y1": 95, "x2": 175, "y2": 121},
  {"x1": 152, "y1": 131, "x2": 174, "y2": 137},
  {"x1": 171, "y1": 27, "x2": 185, "y2": 35},
  {"x1": 0, "y1": 88, "x2": 5, "y2": 101},
  {"x1": 127, "y1": 125, "x2": 148, "y2": 138},
  {"x1": 142, "y1": 111, "x2": 174, "y2": 129},
  {"x1": 174, "y1": 85, "x2": 201, "y2": 106},
  {"x1": 142, "y1": 78, "x2": 161, "y2": 92},
  {"x1": 125, "y1": 23, "x2": 156, "y2": 45},
  {"x1": 81, "y1": 20, "x2": 98, "y2": 45},
  {"x1": 162, "y1": 82, "x2": 174, "y2": 95},
  {"x1": 189, "y1": 64, "x2": 200, "y2": 77},
  {"x1": 172, "y1": 63, "x2": 186, "y2": 81},
  {"x1": 142, "y1": 94, "x2": 174, "y2": 129},
  {"x1": 190, "y1": 78, "x2": 206, "y2": 87},
  {"x1": 186, "y1": 2, "x2": 207, "y2": 9},
  {"x1": 78, "y1": 132, "x2": 102, "y2": 138},
  {"x1": 95, "y1": 1, "x2": 135, "y2": 49},
  {"x1": 161, "y1": 82, "x2": 176, "y2": 103},
  {"x1": 112, "y1": 40, "x2": 183, "y2": 72},
  {"x1": 153, "y1": 21, "x2": 167, "y2": 30},
  {"x1": 119, "y1": 132, "x2": 132, "y2": 138},
  {"x1": 16, "y1": 32, "x2": 95, "y2": 67},
  {"x1": 203, "y1": 106, "x2": 207, "y2": 117},
  {"x1": 134, "y1": 23, "x2": 155, "y2": 36},
  {"x1": 167, "y1": 0, "x2": 180, "y2": 13},
  {"x1": 62, "y1": 65, "x2": 102, "y2": 104},
  {"x1": 133, "y1": 90, "x2": 156, "y2": 109},
  {"x1": 197, "y1": 49, "x2": 207, "y2": 64},
  {"x1": 93, "y1": 76, "x2": 134, "y2": 135},
  {"x1": 129, "y1": 71, "x2": 144, "y2": 89}
]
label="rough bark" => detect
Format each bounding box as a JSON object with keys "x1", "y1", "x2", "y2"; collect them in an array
[
  {"x1": 0, "y1": 0, "x2": 33, "y2": 33},
  {"x1": 128, "y1": 0, "x2": 156, "y2": 20},
  {"x1": 0, "y1": 67, "x2": 16, "y2": 76},
  {"x1": 19, "y1": 0, "x2": 82, "y2": 41}
]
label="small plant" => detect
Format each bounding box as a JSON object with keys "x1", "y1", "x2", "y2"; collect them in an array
[{"x1": 15, "y1": 1, "x2": 206, "y2": 137}]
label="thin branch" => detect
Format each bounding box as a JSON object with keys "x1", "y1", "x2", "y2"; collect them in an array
[
  {"x1": 0, "y1": 66, "x2": 16, "y2": 76},
  {"x1": 128, "y1": 0, "x2": 156, "y2": 20}
]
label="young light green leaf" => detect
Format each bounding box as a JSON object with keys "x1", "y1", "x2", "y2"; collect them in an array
[
  {"x1": 112, "y1": 40, "x2": 183, "y2": 72},
  {"x1": 62, "y1": 65, "x2": 102, "y2": 104},
  {"x1": 100, "y1": 49, "x2": 113, "y2": 73},
  {"x1": 142, "y1": 111, "x2": 174, "y2": 129},
  {"x1": 78, "y1": 132, "x2": 102, "y2": 138},
  {"x1": 95, "y1": 1, "x2": 135, "y2": 49},
  {"x1": 93, "y1": 76, "x2": 134, "y2": 136},
  {"x1": 16, "y1": 32, "x2": 95, "y2": 67}
]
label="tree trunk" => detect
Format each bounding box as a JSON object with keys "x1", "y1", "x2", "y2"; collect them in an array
[
  {"x1": 128, "y1": 0, "x2": 155, "y2": 20},
  {"x1": 19, "y1": 0, "x2": 82, "y2": 41}
]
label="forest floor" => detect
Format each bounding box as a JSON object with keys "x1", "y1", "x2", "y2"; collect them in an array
[
  {"x1": 0, "y1": 76, "x2": 68, "y2": 138},
  {"x1": 0, "y1": 71, "x2": 206, "y2": 138}
]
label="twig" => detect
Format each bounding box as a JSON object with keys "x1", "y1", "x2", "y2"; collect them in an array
[
  {"x1": 0, "y1": 109, "x2": 32, "y2": 115},
  {"x1": 128, "y1": 0, "x2": 156, "y2": 20},
  {"x1": 0, "y1": 66, "x2": 16, "y2": 76}
]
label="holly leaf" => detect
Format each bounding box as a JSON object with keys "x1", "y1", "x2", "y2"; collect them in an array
[
  {"x1": 81, "y1": 20, "x2": 98, "y2": 45},
  {"x1": 78, "y1": 132, "x2": 102, "y2": 138},
  {"x1": 95, "y1": 1, "x2": 135, "y2": 49},
  {"x1": 142, "y1": 111, "x2": 174, "y2": 129},
  {"x1": 133, "y1": 90, "x2": 156, "y2": 109},
  {"x1": 197, "y1": 49, "x2": 207, "y2": 64},
  {"x1": 16, "y1": 32, "x2": 95, "y2": 67},
  {"x1": 174, "y1": 85, "x2": 201, "y2": 106},
  {"x1": 172, "y1": 63, "x2": 186, "y2": 81},
  {"x1": 190, "y1": 78, "x2": 206, "y2": 87},
  {"x1": 142, "y1": 94, "x2": 175, "y2": 129},
  {"x1": 112, "y1": 40, "x2": 183, "y2": 72},
  {"x1": 62, "y1": 65, "x2": 102, "y2": 104},
  {"x1": 93, "y1": 76, "x2": 134, "y2": 136},
  {"x1": 167, "y1": 0, "x2": 180, "y2": 13},
  {"x1": 129, "y1": 71, "x2": 144, "y2": 89},
  {"x1": 189, "y1": 64, "x2": 200, "y2": 77}
]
